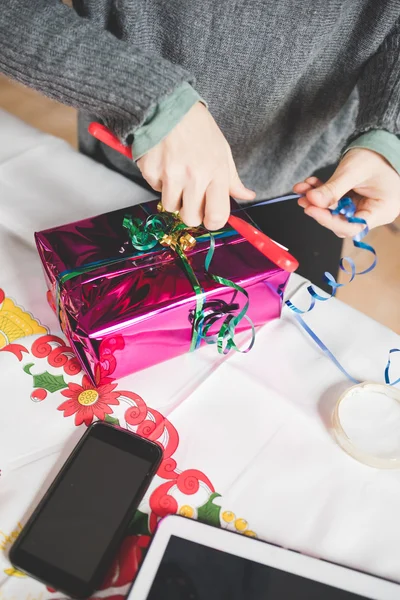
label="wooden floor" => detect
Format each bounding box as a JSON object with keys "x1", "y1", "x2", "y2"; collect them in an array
[
  {"x1": 1, "y1": 75, "x2": 399, "y2": 334},
  {"x1": 0, "y1": 75, "x2": 77, "y2": 147}
]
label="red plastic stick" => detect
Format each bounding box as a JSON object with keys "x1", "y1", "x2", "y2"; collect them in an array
[
  {"x1": 228, "y1": 214, "x2": 298, "y2": 272},
  {"x1": 88, "y1": 123, "x2": 133, "y2": 159},
  {"x1": 88, "y1": 122, "x2": 299, "y2": 272}
]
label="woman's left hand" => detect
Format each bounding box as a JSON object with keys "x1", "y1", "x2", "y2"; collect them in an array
[{"x1": 293, "y1": 148, "x2": 400, "y2": 238}]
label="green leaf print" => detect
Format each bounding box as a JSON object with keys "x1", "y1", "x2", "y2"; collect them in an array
[
  {"x1": 32, "y1": 371, "x2": 68, "y2": 393},
  {"x1": 104, "y1": 414, "x2": 120, "y2": 426},
  {"x1": 128, "y1": 510, "x2": 151, "y2": 536},
  {"x1": 197, "y1": 492, "x2": 222, "y2": 528}
]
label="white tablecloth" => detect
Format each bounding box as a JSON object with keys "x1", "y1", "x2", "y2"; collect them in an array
[{"x1": 1, "y1": 109, "x2": 400, "y2": 600}]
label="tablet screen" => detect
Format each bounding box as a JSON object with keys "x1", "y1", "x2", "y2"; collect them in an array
[{"x1": 145, "y1": 536, "x2": 368, "y2": 600}]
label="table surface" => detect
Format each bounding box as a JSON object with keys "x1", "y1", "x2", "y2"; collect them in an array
[{"x1": 1, "y1": 109, "x2": 400, "y2": 600}]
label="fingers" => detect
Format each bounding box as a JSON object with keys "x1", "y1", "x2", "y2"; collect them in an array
[
  {"x1": 293, "y1": 176, "x2": 323, "y2": 194},
  {"x1": 161, "y1": 176, "x2": 182, "y2": 213},
  {"x1": 180, "y1": 180, "x2": 206, "y2": 227},
  {"x1": 293, "y1": 177, "x2": 324, "y2": 208},
  {"x1": 164, "y1": 178, "x2": 230, "y2": 231},
  {"x1": 295, "y1": 148, "x2": 400, "y2": 236},
  {"x1": 142, "y1": 174, "x2": 162, "y2": 192},
  {"x1": 303, "y1": 205, "x2": 366, "y2": 238},
  {"x1": 140, "y1": 161, "x2": 231, "y2": 230},
  {"x1": 137, "y1": 156, "x2": 163, "y2": 192},
  {"x1": 204, "y1": 179, "x2": 230, "y2": 231},
  {"x1": 302, "y1": 193, "x2": 395, "y2": 237},
  {"x1": 295, "y1": 176, "x2": 367, "y2": 237},
  {"x1": 306, "y1": 167, "x2": 355, "y2": 209}
]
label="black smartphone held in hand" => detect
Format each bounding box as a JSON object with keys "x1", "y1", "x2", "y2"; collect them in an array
[{"x1": 9, "y1": 421, "x2": 163, "y2": 599}]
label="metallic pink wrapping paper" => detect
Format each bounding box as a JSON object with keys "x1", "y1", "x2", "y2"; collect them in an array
[{"x1": 35, "y1": 199, "x2": 290, "y2": 381}]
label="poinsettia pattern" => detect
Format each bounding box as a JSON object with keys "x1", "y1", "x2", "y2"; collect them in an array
[
  {"x1": 1, "y1": 333, "x2": 257, "y2": 600},
  {"x1": 58, "y1": 375, "x2": 120, "y2": 426}
]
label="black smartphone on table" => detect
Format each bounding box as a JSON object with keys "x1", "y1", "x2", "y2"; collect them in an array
[{"x1": 9, "y1": 421, "x2": 163, "y2": 599}]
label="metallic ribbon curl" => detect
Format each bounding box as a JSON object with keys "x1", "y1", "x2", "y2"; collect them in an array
[
  {"x1": 286, "y1": 196, "x2": 376, "y2": 314},
  {"x1": 197, "y1": 235, "x2": 255, "y2": 354}
]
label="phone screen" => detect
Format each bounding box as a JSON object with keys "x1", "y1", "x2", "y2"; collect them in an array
[{"x1": 11, "y1": 423, "x2": 162, "y2": 598}]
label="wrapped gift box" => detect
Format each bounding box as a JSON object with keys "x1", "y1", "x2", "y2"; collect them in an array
[{"x1": 35, "y1": 199, "x2": 290, "y2": 381}]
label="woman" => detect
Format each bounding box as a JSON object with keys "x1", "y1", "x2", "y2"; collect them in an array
[{"x1": 1, "y1": 0, "x2": 399, "y2": 242}]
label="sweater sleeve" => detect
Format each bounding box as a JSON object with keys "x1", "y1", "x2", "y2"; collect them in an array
[
  {"x1": 354, "y1": 16, "x2": 400, "y2": 136},
  {"x1": 0, "y1": 0, "x2": 195, "y2": 142},
  {"x1": 343, "y1": 130, "x2": 400, "y2": 176}
]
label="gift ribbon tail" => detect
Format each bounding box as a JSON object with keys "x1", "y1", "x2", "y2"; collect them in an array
[
  {"x1": 232, "y1": 194, "x2": 302, "y2": 212},
  {"x1": 286, "y1": 196, "x2": 399, "y2": 387},
  {"x1": 293, "y1": 313, "x2": 361, "y2": 385}
]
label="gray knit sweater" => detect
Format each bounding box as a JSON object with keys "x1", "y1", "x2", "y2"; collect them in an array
[{"x1": 1, "y1": 1, "x2": 399, "y2": 196}]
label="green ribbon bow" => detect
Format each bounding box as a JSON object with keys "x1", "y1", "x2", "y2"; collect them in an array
[{"x1": 122, "y1": 208, "x2": 255, "y2": 354}]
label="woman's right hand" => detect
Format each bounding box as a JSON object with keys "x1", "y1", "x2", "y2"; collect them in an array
[{"x1": 137, "y1": 102, "x2": 255, "y2": 230}]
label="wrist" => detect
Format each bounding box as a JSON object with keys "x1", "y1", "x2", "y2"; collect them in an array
[
  {"x1": 132, "y1": 83, "x2": 206, "y2": 161},
  {"x1": 343, "y1": 131, "x2": 400, "y2": 176}
]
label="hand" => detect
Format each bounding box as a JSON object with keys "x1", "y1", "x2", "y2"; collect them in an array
[
  {"x1": 137, "y1": 102, "x2": 255, "y2": 230},
  {"x1": 293, "y1": 148, "x2": 400, "y2": 237}
]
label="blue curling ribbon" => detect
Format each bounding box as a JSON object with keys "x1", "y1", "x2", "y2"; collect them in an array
[
  {"x1": 385, "y1": 349, "x2": 400, "y2": 387},
  {"x1": 232, "y1": 193, "x2": 303, "y2": 212},
  {"x1": 281, "y1": 196, "x2": 399, "y2": 386},
  {"x1": 286, "y1": 196, "x2": 376, "y2": 314}
]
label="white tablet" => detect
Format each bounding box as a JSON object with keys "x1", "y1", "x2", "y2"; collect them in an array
[{"x1": 127, "y1": 515, "x2": 399, "y2": 600}]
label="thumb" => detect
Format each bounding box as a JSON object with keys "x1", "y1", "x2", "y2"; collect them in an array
[
  {"x1": 228, "y1": 154, "x2": 256, "y2": 201},
  {"x1": 306, "y1": 167, "x2": 355, "y2": 209}
]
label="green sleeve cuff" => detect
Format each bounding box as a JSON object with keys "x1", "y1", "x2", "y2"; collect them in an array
[
  {"x1": 131, "y1": 82, "x2": 205, "y2": 160},
  {"x1": 343, "y1": 130, "x2": 400, "y2": 176}
]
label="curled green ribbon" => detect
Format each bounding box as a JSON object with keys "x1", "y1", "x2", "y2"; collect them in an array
[
  {"x1": 122, "y1": 211, "x2": 207, "y2": 352},
  {"x1": 122, "y1": 213, "x2": 187, "y2": 251},
  {"x1": 122, "y1": 211, "x2": 255, "y2": 354},
  {"x1": 194, "y1": 235, "x2": 255, "y2": 354}
]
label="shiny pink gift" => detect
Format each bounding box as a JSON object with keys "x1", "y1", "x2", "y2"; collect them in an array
[{"x1": 35, "y1": 199, "x2": 290, "y2": 382}]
